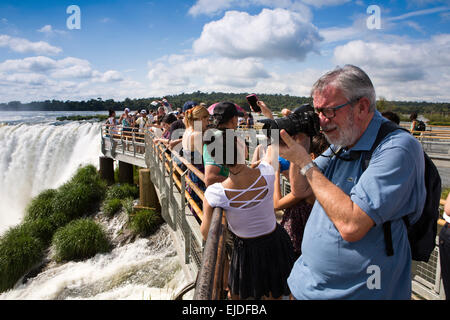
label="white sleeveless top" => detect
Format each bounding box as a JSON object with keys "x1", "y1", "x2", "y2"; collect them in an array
[{"x1": 204, "y1": 161, "x2": 276, "y2": 238}]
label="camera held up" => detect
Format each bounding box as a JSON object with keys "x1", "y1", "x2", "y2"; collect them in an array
[{"x1": 259, "y1": 104, "x2": 321, "y2": 142}]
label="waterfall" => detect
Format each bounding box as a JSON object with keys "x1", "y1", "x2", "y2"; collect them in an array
[
  {"x1": 0, "y1": 122, "x2": 102, "y2": 235},
  {"x1": 0, "y1": 120, "x2": 188, "y2": 300}
]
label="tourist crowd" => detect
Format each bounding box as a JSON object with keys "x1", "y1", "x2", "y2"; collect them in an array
[{"x1": 105, "y1": 65, "x2": 448, "y2": 300}]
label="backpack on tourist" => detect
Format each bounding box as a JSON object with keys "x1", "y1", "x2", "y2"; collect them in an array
[
  {"x1": 362, "y1": 120, "x2": 441, "y2": 262},
  {"x1": 416, "y1": 120, "x2": 426, "y2": 131}
]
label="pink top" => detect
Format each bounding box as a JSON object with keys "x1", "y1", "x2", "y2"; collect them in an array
[{"x1": 204, "y1": 161, "x2": 276, "y2": 238}]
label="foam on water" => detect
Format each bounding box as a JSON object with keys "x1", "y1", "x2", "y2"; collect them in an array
[{"x1": 0, "y1": 225, "x2": 187, "y2": 300}]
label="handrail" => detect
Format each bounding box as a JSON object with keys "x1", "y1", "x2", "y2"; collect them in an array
[
  {"x1": 171, "y1": 149, "x2": 206, "y2": 183},
  {"x1": 193, "y1": 207, "x2": 227, "y2": 300},
  {"x1": 147, "y1": 131, "x2": 206, "y2": 221}
]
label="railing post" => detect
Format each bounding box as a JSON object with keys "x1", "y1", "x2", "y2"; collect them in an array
[
  {"x1": 99, "y1": 156, "x2": 114, "y2": 185},
  {"x1": 121, "y1": 129, "x2": 124, "y2": 154},
  {"x1": 101, "y1": 126, "x2": 106, "y2": 155},
  {"x1": 160, "y1": 147, "x2": 165, "y2": 190},
  {"x1": 139, "y1": 168, "x2": 160, "y2": 210},
  {"x1": 118, "y1": 161, "x2": 134, "y2": 185},
  {"x1": 180, "y1": 170, "x2": 191, "y2": 264},
  {"x1": 132, "y1": 131, "x2": 136, "y2": 156},
  {"x1": 169, "y1": 159, "x2": 176, "y2": 231}
]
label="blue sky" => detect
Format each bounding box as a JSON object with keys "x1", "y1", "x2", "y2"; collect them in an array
[{"x1": 0, "y1": 0, "x2": 449, "y2": 103}]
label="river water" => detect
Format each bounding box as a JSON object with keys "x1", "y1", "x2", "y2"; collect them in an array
[{"x1": 0, "y1": 111, "x2": 188, "y2": 300}]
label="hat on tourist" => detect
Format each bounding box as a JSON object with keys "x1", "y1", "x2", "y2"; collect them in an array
[
  {"x1": 182, "y1": 101, "x2": 197, "y2": 112},
  {"x1": 124, "y1": 108, "x2": 130, "y2": 113},
  {"x1": 141, "y1": 109, "x2": 147, "y2": 114}
]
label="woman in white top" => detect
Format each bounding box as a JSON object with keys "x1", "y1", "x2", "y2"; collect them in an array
[
  {"x1": 105, "y1": 109, "x2": 119, "y2": 137},
  {"x1": 201, "y1": 130, "x2": 295, "y2": 300}
]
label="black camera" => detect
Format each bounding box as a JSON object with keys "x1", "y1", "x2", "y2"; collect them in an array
[{"x1": 259, "y1": 104, "x2": 320, "y2": 140}]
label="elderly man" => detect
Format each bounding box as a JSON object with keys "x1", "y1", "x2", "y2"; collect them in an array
[{"x1": 279, "y1": 65, "x2": 426, "y2": 299}]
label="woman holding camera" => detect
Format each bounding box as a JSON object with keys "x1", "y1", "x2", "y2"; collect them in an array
[{"x1": 201, "y1": 130, "x2": 295, "y2": 300}]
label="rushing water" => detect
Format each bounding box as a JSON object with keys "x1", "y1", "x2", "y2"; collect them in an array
[
  {"x1": 0, "y1": 111, "x2": 187, "y2": 300},
  {"x1": 0, "y1": 121, "x2": 102, "y2": 234}
]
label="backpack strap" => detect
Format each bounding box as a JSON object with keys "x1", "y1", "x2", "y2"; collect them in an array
[
  {"x1": 361, "y1": 120, "x2": 409, "y2": 257},
  {"x1": 361, "y1": 120, "x2": 408, "y2": 171},
  {"x1": 383, "y1": 222, "x2": 394, "y2": 256}
]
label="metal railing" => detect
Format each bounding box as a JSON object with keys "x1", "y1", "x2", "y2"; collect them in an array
[
  {"x1": 145, "y1": 133, "x2": 205, "y2": 272},
  {"x1": 411, "y1": 199, "x2": 447, "y2": 300},
  {"x1": 400, "y1": 124, "x2": 450, "y2": 157},
  {"x1": 194, "y1": 207, "x2": 227, "y2": 300}
]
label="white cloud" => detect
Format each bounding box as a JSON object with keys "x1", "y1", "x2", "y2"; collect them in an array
[
  {"x1": 319, "y1": 16, "x2": 369, "y2": 44},
  {"x1": 37, "y1": 25, "x2": 53, "y2": 34},
  {"x1": 0, "y1": 34, "x2": 62, "y2": 55},
  {"x1": 0, "y1": 55, "x2": 135, "y2": 102},
  {"x1": 93, "y1": 70, "x2": 124, "y2": 82},
  {"x1": 301, "y1": 0, "x2": 350, "y2": 8},
  {"x1": 37, "y1": 25, "x2": 67, "y2": 36},
  {"x1": 193, "y1": 9, "x2": 322, "y2": 61},
  {"x1": 188, "y1": 0, "x2": 312, "y2": 19},
  {"x1": 387, "y1": 6, "x2": 450, "y2": 21},
  {"x1": 188, "y1": 0, "x2": 233, "y2": 16},
  {"x1": 0, "y1": 72, "x2": 49, "y2": 86},
  {"x1": 0, "y1": 56, "x2": 94, "y2": 79},
  {"x1": 333, "y1": 35, "x2": 450, "y2": 101},
  {"x1": 147, "y1": 55, "x2": 270, "y2": 93}
]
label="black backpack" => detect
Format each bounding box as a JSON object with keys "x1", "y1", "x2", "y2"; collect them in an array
[
  {"x1": 362, "y1": 120, "x2": 441, "y2": 262},
  {"x1": 416, "y1": 120, "x2": 426, "y2": 131}
]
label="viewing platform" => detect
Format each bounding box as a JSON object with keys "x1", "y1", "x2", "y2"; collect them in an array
[{"x1": 99, "y1": 124, "x2": 449, "y2": 300}]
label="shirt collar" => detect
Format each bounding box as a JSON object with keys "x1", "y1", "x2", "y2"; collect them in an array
[{"x1": 348, "y1": 110, "x2": 386, "y2": 152}]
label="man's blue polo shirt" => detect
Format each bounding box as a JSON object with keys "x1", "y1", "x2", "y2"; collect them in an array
[{"x1": 287, "y1": 111, "x2": 426, "y2": 299}]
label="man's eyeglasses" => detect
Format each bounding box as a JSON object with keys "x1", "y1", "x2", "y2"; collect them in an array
[{"x1": 314, "y1": 98, "x2": 359, "y2": 119}]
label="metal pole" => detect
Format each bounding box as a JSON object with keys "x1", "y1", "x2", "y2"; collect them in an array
[{"x1": 193, "y1": 207, "x2": 224, "y2": 300}]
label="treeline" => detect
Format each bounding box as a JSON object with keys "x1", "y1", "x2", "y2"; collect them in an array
[{"x1": 1, "y1": 91, "x2": 449, "y2": 114}]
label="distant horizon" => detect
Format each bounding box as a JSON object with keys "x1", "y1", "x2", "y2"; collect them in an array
[{"x1": 0, "y1": 92, "x2": 449, "y2": 106}]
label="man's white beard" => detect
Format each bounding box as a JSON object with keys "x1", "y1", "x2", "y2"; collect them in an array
[{"x1": 323, "y1": 109, "x2": 359, "y2": 148}]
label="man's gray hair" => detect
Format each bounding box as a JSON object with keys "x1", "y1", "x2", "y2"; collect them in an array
[{"x1": 311, "y1": 65, "x2": 376, "y2": 112}]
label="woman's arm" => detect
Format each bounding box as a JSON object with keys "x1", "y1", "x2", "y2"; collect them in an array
[
  {"x1": 445, "y1": 193, "x2": 450, "y2": 216},
  {"x1": 204, "y1": 165, "x2": 227, "y2": 187},
  {"x1": 169, "y1": 138, "x2": 182, "y2": 150},
  {"x1": 274, "y1": 166, "x2": 299, "y2": 210},
  {"x1": 256, "y1": 101, "x2": 274, "y2": 120},
  {"x1": 200, "y1": 198, "x2": 214, "y2": 240},
  {"x1": 261, "y1": 144, "x2": 277, "y2": 168}
]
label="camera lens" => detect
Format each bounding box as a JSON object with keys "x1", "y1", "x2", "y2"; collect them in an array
[{"x1": 259, "y1": 104, "x2": 320, "y2": 140}]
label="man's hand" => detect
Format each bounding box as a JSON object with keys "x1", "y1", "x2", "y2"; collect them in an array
[{"x1": 279, "y1": 130, "x2": 311, "y2": 168}]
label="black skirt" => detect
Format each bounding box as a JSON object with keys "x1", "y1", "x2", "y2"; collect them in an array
[{"x1": 228, "y1": 223, "x2": 295, "y2": 299}]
